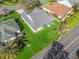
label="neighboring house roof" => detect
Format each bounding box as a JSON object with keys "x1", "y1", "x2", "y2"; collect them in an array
[
  {"x1": 68, "y1": 0, "x2": 79, "y2": 5},
  {"x1": 21, "y1": 8, "x2": 54, "y2": 32},
  {"x1": 57, "y1": 0, "x2": 79, "y2": 7},
  {"x1": 0, "y1": 19, "x2": 20, "y2": 41},
  {"x1": 0, "y1": 6, "x2": 20, "y2": 16},
  {"x1": 43, "y1": 2, "x2": 72, "y2": 18},
  {"x1": 57, "y1": 0, "x2": 72, "y2": 7},
  {"x1": 2, "y1": 6, "x2": 21, "y2": 11}
]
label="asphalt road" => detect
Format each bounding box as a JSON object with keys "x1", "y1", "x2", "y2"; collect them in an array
[
  {"x1": 58, "y1": 24, "x2": 79, "y2": 47},
  {"x1": 64, "y1": 36, "x2": 79, "y2": 59},
  {"x1": 58, "y1": 24, "x2": 79, "y2": 59},
  {"x1": 64, "y1": 36, "x2": 79, "y2": 53},
  {"x1": 68, "y1": 46, "x2": 79, "y2": 59}
]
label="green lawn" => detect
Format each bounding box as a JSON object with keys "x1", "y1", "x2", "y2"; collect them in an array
[
  {"x1": 66, "y1": 12, "x2": 79, "y2": 28},
  {"x1": 41, "y1": 0, "x2": 53, "y2": 3},
  {"x1": 16, "y1": 18, "x2": 61, "y2": 59},
  {"x1": 41, "y1": 0, "x2": 55, "y2": 4},
  {"x1": 4, "y1": 1, "x2": 17, "y2": 6}
]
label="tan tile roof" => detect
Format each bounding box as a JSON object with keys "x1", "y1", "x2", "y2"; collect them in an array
[{"x1": 44, "y1": 2, "x2": 72, "y2": 18}]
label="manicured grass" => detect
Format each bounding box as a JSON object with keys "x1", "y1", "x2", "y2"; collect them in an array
[
  {"x1": 41, "y1": 0, "x2": 55, "y2": 5},
  {"x1": 4, "y1": 1, "x2": 17, "y2": 6},
  {"x1": 41, "y1": 0, "x2": 53, "y2": 3},
  {"x1": 16, "y1": 18, "x2": 61, "y2": 59},
  {"x1": 66, "y1": 12, "x2": 79, "y2": 28}
]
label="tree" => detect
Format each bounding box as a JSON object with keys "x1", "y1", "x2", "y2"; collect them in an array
[
  {"x1": 73, "y1": 3, "x2": 79, "y2": 12},
  {"x1": 0, "y1": 41, "x2": 5, "y2": 46},
  {"x1": 15, "y1": 32, "x2": 29, "y2": 51},
  {"x1": 0, "y1": 41, "x2": 19, "y2": 59},
  {"x1": 0, "y1": 32, "x2": 29, "y2": 59},
  {"x1": 12, "y1": 0, "x2": 17, "y2": 2},
  {"x1": 0, "y1": 0, "x2": 4, "y2": 4},
  {"x1": 19, "y1": 0, "x2": 41, "y2": 13},
  {"x1": 76, "y1": 49, "x2": 79, "y2": 57}
]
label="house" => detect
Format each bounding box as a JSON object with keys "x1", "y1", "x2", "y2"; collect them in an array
[
  {"x1": 0, "y1": 19, "x2": 21, "y2": 42},
  {"x1": 68, "y1": 0, "x2": 79, "y2": 5},
  {"x1": 43, "y1": 2, "x2": 73, "y2": 20},
  {"x1": 0, "y1": 6, "x2": 20, "y2": 16},
  {"x1": 57, "y1": 0, "x2": 79, "y2": 7},
  {"x1": 2, "y1": 6, "x2": 21, "y2": 12},
  {"x1": 57, "y1": 0, "x2": 72, "y2": 7},
  {"x1": 17, "y1": 8, "x2": 54, "y2": 32}
]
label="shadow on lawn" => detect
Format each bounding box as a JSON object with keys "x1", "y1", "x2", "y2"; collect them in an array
[{"x1": 15, "y1": 18, "x2": 24, "y2": 31}]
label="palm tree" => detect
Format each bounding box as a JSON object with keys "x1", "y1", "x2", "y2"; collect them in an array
[
  {"x1": 0, "y1": 32, "x2": 29, "y2": 59},
  {"x1": 15, "y1": 32, "x2": 29, "y2": 51},
  {"x1": 0, "y1": 41, "x2": 19, "y2": 59}
]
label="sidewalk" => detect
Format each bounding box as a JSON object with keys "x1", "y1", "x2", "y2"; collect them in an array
[{"x1": 31, "y1": 44, "x2": 52, "y2": 59}]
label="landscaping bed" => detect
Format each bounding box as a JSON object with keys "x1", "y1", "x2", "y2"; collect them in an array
[{"x1": 66, "y1": 12, "x2": 79, "y2": 28}]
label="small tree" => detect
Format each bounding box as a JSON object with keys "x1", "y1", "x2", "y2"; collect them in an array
[
  {"x1": 15, "y1": 32, "x2": 29, "y2": 51},
  {"x1": 73, "y1": 3, "x2": 79, "y2": 12},
  {"x1": 19, "y1": 0, "x2": 41, "y2": 13},
  {"x1": 0, "y1": 41, "x2": 19, "y2": 59},
  {"x1": 0, "y1": 0, "x2": 4, "y2": 4}
]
